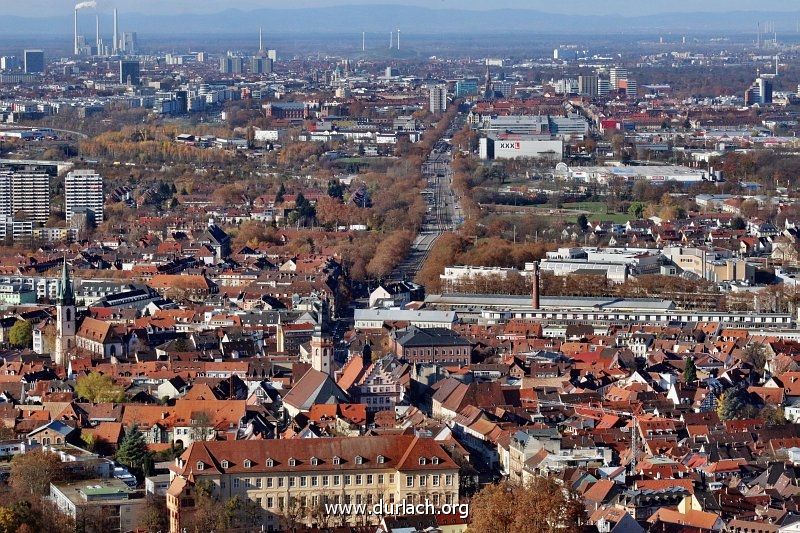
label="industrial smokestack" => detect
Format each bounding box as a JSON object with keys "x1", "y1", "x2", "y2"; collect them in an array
[
  {"x1": 259, "y1": 27, "x2": 263, "y2": 53},
  {"x1": 74, "y1": 9, "x2": 79, "y2": 55},
  {"x1": 362, "y1": 31, "x2": 365, "y2": 52},
  {"x1": 74, "y1": 0, "x2": 96, "y2": 56},
  {"x1": 389, "y1": 31, "x2": 393, "y2": 49},
  {"x1": 531, "y1": 261, "x2": 540, "y2": 310},
  {"x1": 113, "y1": 9, "x2": 118, "y2": 55},
  {"x1": 397, "y1": 28, "x2": 400, "y2": 50},
  {"x1": 96, "y1": 14, "x2": 100, "y2": 56}
]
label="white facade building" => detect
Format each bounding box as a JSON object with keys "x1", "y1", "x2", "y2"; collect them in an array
[
  {"x1": 429, "y1": 85, "x2": 447, "y2": 113},
  {"x1": 479, "y1": 135, "x2": 563, "y2": 161},
  {"x1": 354, "y1": 309, "x2": 456, "y2": 330},
  {"x1": 0, "y1": 171, "x2": 50, "y2": 223},
  {"x1": 65, "y1": 169, "x2": 104, "y2": 224}
]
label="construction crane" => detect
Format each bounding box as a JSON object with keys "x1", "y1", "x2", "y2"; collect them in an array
[{"x1": 534, "y1": 399, "x2": 642, "y2": 472}]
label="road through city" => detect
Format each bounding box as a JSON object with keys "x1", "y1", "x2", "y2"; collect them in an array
[{"x1": 390, "y1": 112, "x2": 465, "y2": 281}]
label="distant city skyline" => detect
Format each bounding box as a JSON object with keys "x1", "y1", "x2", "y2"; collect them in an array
[{"x1": 13, "y1": 0, "x2": 800, "y2": 17}]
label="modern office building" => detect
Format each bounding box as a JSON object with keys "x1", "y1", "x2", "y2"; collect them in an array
[
  {"x1": 119, "y1": 60, "x2": 140, "y2": 85},
  {"x1": 250, "y1": 56, "x2": 273, "y2": 74},
  {"x1": 0, "y1": 172, "x2": 51, "y2": 223},
  {"x1": 0, "y1": 56, "x2": 19, "y2": 71},
  {"x1": 65, "y1": 170, "x2": 104, "y2": 225},
  {"x1": 455, "y1": 78, "x2": 479, "y2": 97},
  {"x1": 549, "y1": 115, "x2": 590, "y2": 137},
  {"x1": 50, "y1": 478, "x2": 147, "y2": 533},
  {"x1": 220, "y1": 56, "x2": 244, "y2": 74},
  {"x1": 492, "y1": 80, "x2": 514, "y2": 98},
  {"x1": 609, "y1": 67, "x2": 628, "y2": 89},
  {"x1": 625, "y1": 79, "x2": 638, "y2": 97},
  {"x1": 428, "y1": 85, "x2": 447, "y2": 113},
  {"x1": 598, "y1": 78, "x2": 611, "y2": 96},
  {"x1": 745, "y1": 76, "x2": 773, "y2": 106},
  {"x1": 23, "y1": 49, "x2": 44, "y2": 74},
  {"x1": 578, "y1": 74, "x2": 598, "y2": 96}
]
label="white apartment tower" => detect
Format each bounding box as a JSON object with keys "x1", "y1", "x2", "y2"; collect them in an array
[
  {"x1": 65, "y1": 170, "x2": 104, "y2": 225},
  {"x1": 429, "y1": 85, "x2": 447, "y2": 113},
  {"x1": 0, "y1": 171, "x2": 51, "y2": 223},
  {"x1": 0, "y1": 175, "x2": 10, "y2": 219}
]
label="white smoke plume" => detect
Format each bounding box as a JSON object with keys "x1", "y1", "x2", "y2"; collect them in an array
[{"x1": 75, "y1": 1, "x2": 97, "y2": 9}]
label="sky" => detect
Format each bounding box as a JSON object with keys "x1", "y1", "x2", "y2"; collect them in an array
[{"x1": 7, "y1": 0, "x2": 800, "y2": 17}]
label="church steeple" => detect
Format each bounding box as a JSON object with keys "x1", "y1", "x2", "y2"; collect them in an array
[
  {"x1": 484, "y1": 63, "x2": 493, "y2": 99},
  {"x1": 54, "y1": 256, "x2": 76, "y2": 367},
  {"x1": 58, "y1": 256, "x2": 74, "y2": 306},
  {"x1": 310, "y1": 298, "x2": 333, "y2": 376}
]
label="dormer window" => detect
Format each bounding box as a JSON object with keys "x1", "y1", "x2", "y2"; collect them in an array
[
  {"x1": 377, "y1": 455, "x2": 386, "y2": 464},
  {"x1": 355, "y1": 455, "x2": 364, "y2": 465},
  {"x1": 418, "y1": 457, "x2": 426, "y2": 465},
  {"x1": 432, "y1": 457, "x2": 439, "y2": 465},
  {"x1": 243, "y1": 459, "x2": 252, "y2": 468},
  {"x1": 333, "y1": 456, "x2": 341, "y2": 465},
  {"x1": 311, "y1": 457, "x2": 319, "y2": 466},
  {"x1": 196, "y1": 461, "x2": 205, "y2": 470},
  {"x1": 266, "y1": 458, "x2": 274, "y2": 467},
  {"x1": 221, "y1": 460, "x2": 229, "y2": 469},
  {"x1": 288, "y1": 457, "x2": 297, "y2": 467}
]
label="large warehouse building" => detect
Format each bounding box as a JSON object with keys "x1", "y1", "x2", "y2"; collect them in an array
[
  {"x1": 562, "y1": 164, "x2": 709, "y2": 184},
  {"x1": 479, "y1": 134, "x2": 563, "y2": 160}
]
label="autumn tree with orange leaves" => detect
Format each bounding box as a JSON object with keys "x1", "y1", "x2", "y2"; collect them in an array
[{"x1": 467, "y1": 477, "x2": 586, "y2": 533}]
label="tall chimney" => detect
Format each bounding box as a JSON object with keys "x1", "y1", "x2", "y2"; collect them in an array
[
  {"x1": 95, "y1": 14, "x2": 100, "y2": 55},
  {"x1": 397, "y1": 28, "x2": 400, "y2": 50},
  {"x1": 259, "y1": 26, "x2": 263, "y2": 53},
  {"x1": 531, "y1": 261, "x2": 540, "y2": 310},
  {"x1": 74, "y1": 9, "x2": 79, "y2": 56},
  {"x1": 389, "y1": 31, "x2": 393, "y2": 49},
  {"x1": 113, "y1": 9, "x2": 118, "y2": 55},
  {"x1": 362, "y1": 31, "x2": 365, "y2": 52}
]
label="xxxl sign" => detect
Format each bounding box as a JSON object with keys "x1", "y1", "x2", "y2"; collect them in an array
[{"x1": 498, "y1": 142, "x2": 521, "y2": 150}]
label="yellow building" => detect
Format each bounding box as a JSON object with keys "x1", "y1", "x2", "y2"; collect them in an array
[{"x1": 166, "y1": 435, "x2": 461, "y2": 532}]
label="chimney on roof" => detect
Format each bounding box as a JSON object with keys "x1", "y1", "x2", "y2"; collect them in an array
[{"x1": 531, "y1": 261, "x2": 541, "y2": 310}]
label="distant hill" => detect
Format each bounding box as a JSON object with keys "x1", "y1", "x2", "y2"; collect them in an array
[{"x1": 2, "y1": 5, "x2": 800, "y2": 36}]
